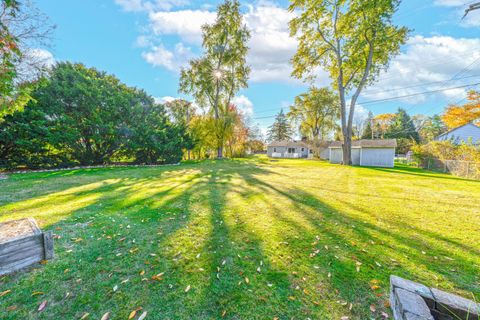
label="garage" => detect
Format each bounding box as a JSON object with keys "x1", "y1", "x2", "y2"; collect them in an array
[{"x1": 328, "y1": 139, "x2": 397, "y2": 167}]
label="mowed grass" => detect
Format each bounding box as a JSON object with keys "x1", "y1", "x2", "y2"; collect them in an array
[{"x1": 0, "y1": 157, "x2": 479, "y2": 319}]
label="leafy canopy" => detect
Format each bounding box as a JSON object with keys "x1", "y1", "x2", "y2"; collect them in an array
[
  {"x1": 289, "y1": 0, "x2": 408, "y2": 163},
  {"x1": 179, "y1": 0, "x2": 250, "y2": 158},
  {"x1": 288, "y1": 87, "x2": 339, "y2": 140},
  {"x1": 442, "y1": 90, "x2": 480, "y2": 129}
]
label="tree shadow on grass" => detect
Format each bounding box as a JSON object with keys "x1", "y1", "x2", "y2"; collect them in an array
[
  {"x1": 1, "y1": 160, "x2": 478, "y2": 319},
  {"x1": 234, "y1": 171, "x2": 480, "y2": 317},
  {"x1": 368, "y1": 165, "x2": 479, "y2": 183}
]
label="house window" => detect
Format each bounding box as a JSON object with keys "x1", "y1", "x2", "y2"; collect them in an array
[
  {"x1": 309, "y1": 149, "x2": 313, "y2": 154},
  {"x1": 273, "y1": 147, "x2": 276, "y2": 152},
  {"x1": 288, "y1": 147, "x2": 295, "y2": 153},
  {"x1": 301, "y1": 148, "x2": 304, "y2": 152}
]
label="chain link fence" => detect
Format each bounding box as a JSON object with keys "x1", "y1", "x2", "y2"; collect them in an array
[{"x1": 421, "y1": 158, "x2": 480, "y2": 180}]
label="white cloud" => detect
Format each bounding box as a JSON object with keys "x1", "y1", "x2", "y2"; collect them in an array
[
  {"x1": 135, "y1": 35, "x2": 152, "y2": 48},
  {"x1": 360, "y1": 36, "x2": 480, "y2": 104},
  {"x1": 115, "y1": 0, "x2": 189, "y2": 12},
  {"x1": 353, "y1": 104, "x2": 370, "y2": 123},
  {"x1": 243, "y1": 3, "x2": 298, "y2": 82},
  {"x1": 27, "y1": 48, "x2": 55, "y2": 68},
  {"x1": 139, "y1": 2, "x2": 312, "y2": 83},
  {"x1": 115, "y1": 0, "x2": 144, "y2": 12},
  {"x1": 154, "y1": 96, "x2": 176, "y2": 104},
  {"x1": 148, "y1": 10, "x2": 215, "y2": 44},
  {"x1": 232, "y1": 95, "x2": 254, "y2": 116},
  {"x1": 142, "y1": 42, "x2": 193, "y2": 71}
]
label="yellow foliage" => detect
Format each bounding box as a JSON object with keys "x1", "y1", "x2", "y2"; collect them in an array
[{"x1": 442, "y1": 90, "x2": 480, "y2": 129}]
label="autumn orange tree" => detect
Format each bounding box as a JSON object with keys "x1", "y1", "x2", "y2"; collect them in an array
[
  {"x1": 373, "y1": 113, "x2": 396, "y2": 138},
  {"x1": 442, "y1": 90, "x2": 480, "y2": 129}
]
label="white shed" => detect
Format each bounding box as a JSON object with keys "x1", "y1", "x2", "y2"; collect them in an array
[
  {"x1": 328, "y1": 139, "x2": 397, "y2": 167},
  {"x1": 435, "y1": 123, "x2": 480, "y2": 145}
]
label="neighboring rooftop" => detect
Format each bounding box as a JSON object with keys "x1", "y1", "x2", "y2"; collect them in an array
[
  {"x1": 329, "y1": 139, "x2": 397, "y2": 148},
  {"x1": 267, "y1": 140, "x2": 311, "y2": 148}
]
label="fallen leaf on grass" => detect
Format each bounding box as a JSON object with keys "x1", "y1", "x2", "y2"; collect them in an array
[
  {"x1": 221, "y1": 310, "x2": 227, "y2": 317},
  {"x1": 140, "y1": 270, "x2": 145, "y2": 276},
  {"x1": 185, "y1": 285, "x2": 191, "y2": 293},
  {"x1": 113, "y1": 285, "x2": 118, "y2": 292},
  {"x1": 370, "y1": 305, "x2": 376, "y2": 312},
  {"x1": 128, "y1": 308, "x2": 142, "y2": 319},
  {"x1": 0, "y1": 290, "x2": 11, "y2": 297},
  {"x1": 151, "y1": 273, "x2": 164, "y2": 281},
  {"x1": 101, "y1": 312, "x2": 110, "y2": 320},
  {"x1": 31, "y1": 292, "x2": 44, "y2": 296},
  {"x1": 381, "y1": 311, "x2": 389, "y2": 318},
  {"x1": 245, "y1": 277, "x2": 249, "y2": 284},
  {"x1": 80, "y1": 312, "x2": 90, "y2": 319},
  {"x1": 138, "y1": 311, "x2": 148, "y2": 320},
  {"x1": 7, "y1": 305, "x2": 17, "y2": 311},
  {"x1": 38, "y1": 300, "x2": 47, "y2": 312}
]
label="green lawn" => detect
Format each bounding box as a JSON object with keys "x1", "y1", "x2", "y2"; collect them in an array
[{"x1": 1, "y1": 157, "x2": 479, "y2": 319}]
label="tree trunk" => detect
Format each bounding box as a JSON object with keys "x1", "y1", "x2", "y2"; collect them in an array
[
  {"x1": 217, "y1": 146, "x2": 223, "y2": 159},
  {"x1": 337, "y1": 80, "x2": 352, "y2": 165}
]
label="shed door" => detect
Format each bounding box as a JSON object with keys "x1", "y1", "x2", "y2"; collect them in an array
[
  {"x1": 360, "y1": 148, "x2": 395, "y2": 167},
  {"x1": 329, "y1": 148, "x2": 343, "y2": 164},
  {"x1": 351, "y1": 148, "x2": 361, "y2": 165}
]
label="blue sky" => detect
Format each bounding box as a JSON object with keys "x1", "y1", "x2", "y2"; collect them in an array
[{"x1": 36, "y1": 0, "x2": 480, "y2": 131}]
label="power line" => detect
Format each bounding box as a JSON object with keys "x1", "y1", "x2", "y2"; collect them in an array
[
  {"x1": 358, "y1": 82, "x2": 480, "y2": 105},
  {"x1": 361, "y1": 74, "x2": 480, "y2": 96}
]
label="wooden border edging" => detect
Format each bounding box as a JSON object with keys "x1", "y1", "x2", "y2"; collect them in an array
[{"x1": 0, "y1": 218, "x2": 54, "y2": 276}]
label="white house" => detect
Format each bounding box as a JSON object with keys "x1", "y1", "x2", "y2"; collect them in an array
[
  {"x1": 267, "y1": 141, "x2": 312, "y2": 158},
  {"x1": 435, "y1": 123, "x2": 480, "y2": 145},
  {"x1": 328, "y1": 139, "x2": 397, "y2": 167}
]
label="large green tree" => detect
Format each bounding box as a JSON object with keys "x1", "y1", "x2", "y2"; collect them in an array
[
  {"x1": 164, "y1": 99, "x2": 196, "y2": 160},
  {"x1": 385, "y1": 108, "x2": 419, "y2": 140},
  {"x1": 126, "y1": 102, "x2": 187, "y2": 164},
  {"x1": 288, "y1": 87, "x2": 339, "y2": 141},
  {"x1": 35, "y1": 62, "x2": 134, "y2": 165},
  {"x1": 179, "y1": 0, "x2": 250, "y2": 159},
  {"x1": 385, "y1": 108, "x2": 419, "y2": 153},
  {"x1": 0, "y1": 62, "x2": 188, "y2": 168},
  {"x1": 289, "y1": 0, "x2": 408, "y2": 164},
  {"x1": 268, "y1": 109, "x2": 293, "y2": 142}
]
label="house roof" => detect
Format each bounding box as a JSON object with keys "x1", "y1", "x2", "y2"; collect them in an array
[
  {"x1": 435, "y1": 122, "x2": 480, "y2": 140},
  {"x1": 329, "y1": 139, "x2": 397, "y2": 148},
  {"x1": 267, "y1": 140, "x2": 311, "y2": 148}
]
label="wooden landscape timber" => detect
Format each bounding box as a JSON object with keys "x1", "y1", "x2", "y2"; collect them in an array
[{"x1": 0, "y1": 218, "x2": 54, "y2": 276}]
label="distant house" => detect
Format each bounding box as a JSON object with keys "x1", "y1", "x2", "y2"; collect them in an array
[
  {"x1": 267, "y1": 141, "x2": 312, "y2": 158},
  {"x1": 328, "y1": 139, "x2": 397, "y2": 168},
  {"x1": 435, "y1": 122, "x2": 480, "y2": 145}
]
